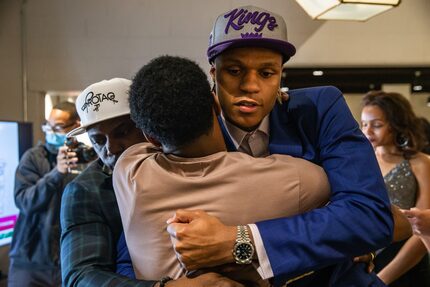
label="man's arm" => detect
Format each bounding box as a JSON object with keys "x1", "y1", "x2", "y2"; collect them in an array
[
  {"x1": 14, "y1": 147, "x2": 68, "y2": 215},
  {"x1": 116, "y1": 228, "x2": 245, "y2": 287},
  {"x1": 60, "y1": 180, "x2": 156, "y2": 287},
  {"x1": 249, "y1": 87, "x2": 393, "y2": 281},
  {"x1": 61, "y1": 173, "x2": 244, "y2": 287}
]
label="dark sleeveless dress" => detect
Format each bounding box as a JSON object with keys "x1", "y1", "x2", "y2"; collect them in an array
[{"x1": 374, "y1": 160, "x2": 430, "y2": 287}]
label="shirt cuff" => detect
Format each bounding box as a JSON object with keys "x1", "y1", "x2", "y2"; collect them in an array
[{"x1": 248, "y1": 223, "x2": 274, "y2": 279}]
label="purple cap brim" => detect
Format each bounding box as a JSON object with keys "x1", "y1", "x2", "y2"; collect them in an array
[{"x1": 207, "y1": 38, "x2": 296, "y2": 64}]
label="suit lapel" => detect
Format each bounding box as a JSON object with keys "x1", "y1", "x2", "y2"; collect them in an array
[
  {"x1": 269, "y1": 101, "x2": 303, "y2": 157},
  {"x1": 218, "y1": 116, "x2": 237, "y2": 152}
]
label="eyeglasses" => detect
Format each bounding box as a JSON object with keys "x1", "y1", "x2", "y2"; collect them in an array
[{"x1": 41, "y1": 122, "x2": 76, "y2": 134}]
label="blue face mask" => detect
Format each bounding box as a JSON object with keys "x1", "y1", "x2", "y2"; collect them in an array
[{"x1": 45, "y1": 132, "x2": 67, "y2": 147}]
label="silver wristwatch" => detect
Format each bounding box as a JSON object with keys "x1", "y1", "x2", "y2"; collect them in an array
[{"x1": 232, "y1": 225, "x2": 255, "y2": 264}]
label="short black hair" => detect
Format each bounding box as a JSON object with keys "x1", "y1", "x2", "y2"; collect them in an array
[
  {"x1": 53, "y1": 101, "x2": 79, "y2": 122},
  {"x1": 129, "y1": 55, "x2": 213, "y2": 149}
]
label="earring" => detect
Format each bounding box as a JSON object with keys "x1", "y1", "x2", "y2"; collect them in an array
[
  {"x1": 396, "y1": 134, "x2": 409, "y2": 149},
  {"x1": 277, "y1": 89, "x2": 283, "y2": 105}
]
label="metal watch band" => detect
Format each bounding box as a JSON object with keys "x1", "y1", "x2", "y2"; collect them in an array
[
  {"x1": 233, "y1": 225, "x2": 254, "y2": 264},
  {"x1": 237, "y1": 225, "x2": 251, "y2": 242}
]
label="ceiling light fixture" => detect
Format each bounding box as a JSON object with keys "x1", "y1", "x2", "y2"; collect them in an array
[{"x1": 295, "y1": 0, "x2": 401, "y2": 21}]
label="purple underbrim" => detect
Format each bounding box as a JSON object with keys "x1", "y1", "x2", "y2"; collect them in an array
[{"x1": 207, "y1": 38, "x2": 296, "y2": 64}]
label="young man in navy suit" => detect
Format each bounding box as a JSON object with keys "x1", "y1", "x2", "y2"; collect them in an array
[{"x1": 166, "y1": 5, "x2": 394, "y2": 286}]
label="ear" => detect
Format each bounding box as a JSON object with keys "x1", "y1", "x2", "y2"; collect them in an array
[
  {"x1": 210, "y1": 66, "x2": 216, "y2": 83},
  {"x1": 212, "y1": 92, "x2": 221, "y2": 116},
  {"x1": 143, "y1": 132, "x2": 161, "y2": 147}
]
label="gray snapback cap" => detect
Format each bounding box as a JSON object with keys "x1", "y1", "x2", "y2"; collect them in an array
[{"x1": 207, "y1": 5, "x2": 296, "y2": 63}]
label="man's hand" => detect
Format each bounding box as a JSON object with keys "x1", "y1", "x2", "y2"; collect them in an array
[
  {"x1": 164, "y1": 272, "x2": 244, "y2": 287},
  {"x1": 353, "y1": 252, "x2": 375, "y2": 273},
  {"x1": 402, "y1": 208, "x2": 430, "y2": 236},
  {"x1": 56, "y1": 146, "x2": 78, "y2": 174},
  {"x1": 166, "y1": 209, "x2": 236, "y2": 270}
]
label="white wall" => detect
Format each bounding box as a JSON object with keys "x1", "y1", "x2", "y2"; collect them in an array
[{"x1": 24, "y1": 0, "x2": 430, "y2": 87}]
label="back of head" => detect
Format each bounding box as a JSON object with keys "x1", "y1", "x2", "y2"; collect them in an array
[
  {"x1": 362, "y1": 90, "x2": 425, "y2": 157},
  {"x1": 129, "y1": 56, "x2": 213, "y2": 149},
  {"x1": 207, "y1": 5, "x2": 296, "y2": 63},
  {"x1": 67, "y1": 78, "x2": 132, "y2": 137},
  {"x1": 53, "y1": 101, "x2": 79, "y2": 122}
]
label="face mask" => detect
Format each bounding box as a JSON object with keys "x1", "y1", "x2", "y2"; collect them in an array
[{"x1": 45, "y1": 132, "x2": 67, "y2": 147}]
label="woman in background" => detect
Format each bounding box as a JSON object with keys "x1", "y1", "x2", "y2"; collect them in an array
[{"x1": 361, "y1": 91, "x2": 430, "y2": 286}]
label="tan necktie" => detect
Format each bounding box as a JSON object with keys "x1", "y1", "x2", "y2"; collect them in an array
[
  {"x1": 239, "y1": 133, "x2": 253, "y2": 155},
  {"x1": 240, "y1": 132, "x2": 269, "y2": 158}
]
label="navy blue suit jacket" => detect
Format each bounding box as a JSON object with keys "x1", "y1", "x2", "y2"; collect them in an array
[{"x1": 220, "y1": 86, "x2": 393, "y2": 286}]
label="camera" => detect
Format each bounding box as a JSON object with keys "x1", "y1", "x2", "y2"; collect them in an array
[{"x1": 65, "y1": 138, "x2": 98, "y2": 164}]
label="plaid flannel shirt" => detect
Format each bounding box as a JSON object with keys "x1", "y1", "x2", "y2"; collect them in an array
[{"x1": 60, "y1": 159, "x2": 156, "y2": 287}]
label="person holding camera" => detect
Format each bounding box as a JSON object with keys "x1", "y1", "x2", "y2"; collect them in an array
[{"x1": 8, "y1": 102, "x2": 81, "y2": 287}]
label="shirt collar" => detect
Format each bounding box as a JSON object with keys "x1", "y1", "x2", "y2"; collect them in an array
[{"x1": 220, "y1": 112, "x2": 270, "y2": 149}]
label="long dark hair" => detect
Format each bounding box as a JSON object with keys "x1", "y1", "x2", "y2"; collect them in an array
[
  {"x1": 362, "y1": 91, "x2": 425, "y2": 159},
  {"x1": 419, "y1": 117, "x2": 430, "y2": 155}
]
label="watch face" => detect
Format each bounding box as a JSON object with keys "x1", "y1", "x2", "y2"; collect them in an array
[{"x1": 235, "y1": 242, "x2": 254, "y2": 262}]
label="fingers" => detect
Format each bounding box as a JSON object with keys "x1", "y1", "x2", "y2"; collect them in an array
[
  {"x1": 56, "y1": 145, "x2": 79, "y2": 173},
  {"x1": 166, "y1": 209, "x2": 206, "y2": 224},
  {"x1": 352, "y1": 252, "x2": 375, "y2": 273},
  {"x1": 166, "y1": 210, "x2": 193, "y2": 240},
  {"x1": 353, "y1": 254, "x2": 371, "y2": 263},
  {"x1": 58, "y1": 145, "x2": 68, "y2": 153},
  {"x1": 367, "y1": 261, "x2": 375, "y2": 273},
  {"x1": 167, "y1": 222, "x2": 182, "y2": 239},
  {"x1": 401, "y1": 207, "x2": 420, "y2": 218},
  {"x1": 353, "y1": 256, "x2": 362, "y2": 263}
]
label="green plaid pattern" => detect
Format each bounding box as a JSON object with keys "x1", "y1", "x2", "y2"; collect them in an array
[{"x1": 60, "y1": 160, "x2": 155, "y2": 287}]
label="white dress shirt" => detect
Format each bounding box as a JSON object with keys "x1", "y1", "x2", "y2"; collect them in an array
[{"x1": 220, "y1": 113, "x2": 274, "y2": 279}]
